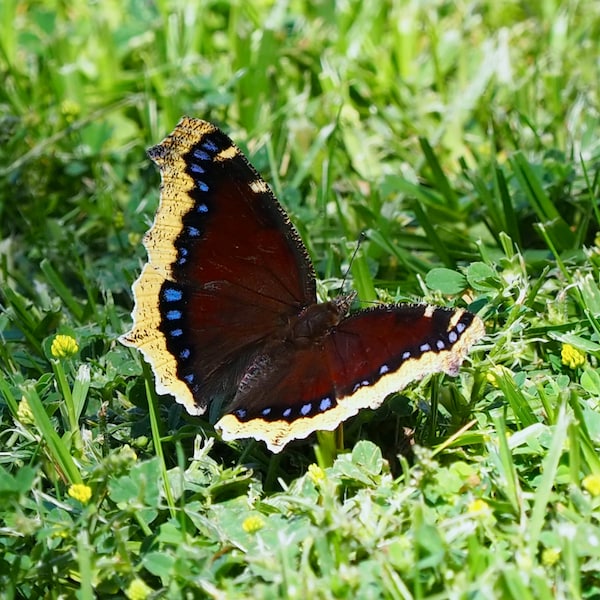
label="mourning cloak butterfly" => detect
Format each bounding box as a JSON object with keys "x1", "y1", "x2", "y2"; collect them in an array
[{"x1": 121, "y1": 117, "x2": 485, "y2": 453}]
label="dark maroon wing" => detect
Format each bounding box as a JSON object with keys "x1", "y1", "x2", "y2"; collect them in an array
[
  {"x1": 120, "y1": 117, "x2": 316, "y2": 416},
  {"x1": 217, "y1": 304, "x2": 485, "y2": 452}
]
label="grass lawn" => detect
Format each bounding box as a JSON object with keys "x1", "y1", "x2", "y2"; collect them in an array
[{"x1": 2, "y1": 1, "x2": 600, "y2": 597}]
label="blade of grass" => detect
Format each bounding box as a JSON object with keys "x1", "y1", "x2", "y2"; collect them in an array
[
  {"x1": 567, "y1": 388, "x2": 600, "y2": 473},
  {"x1": 496, "y1": 166, "x2": 522, "y2": 248},
  {"x1": 412, "y1": 200, "x2": 453, "y2": 267},
  {"x1": 367, "y1": 229, "x2": 432, "y2": 275},
  {"x1": 23, "y1": 384, "x2": 82, "y2": 485},
  {"x1": 40, "y1": 259, "x2": 84, "y2": 322},
  {"x1": 495, "y1": 371, "x2": 538, "y2": 428},
  {"x1": 491, "y1": 413, "x2": 522, "y2": 515},
  {"x1": 527, "y1": 401, "x2": 569, "y2": 554},
  {"x1": 142, "y1": 361, "x2": 176, "y2": 519},
  {"x1": 510, "y1": 153, "x2": 575, "y2": 249},
  {"x1": 351, "y1": 252, "x2": 377, "y2": 304},
  {"x1": 419, "y1": 137, "x2": 457, "y2": 211},
  {"x1": 76, "y1": 529, "x2": 94, "y2": 600},
  {"x1": 1, "y1": 286, "x2": 45, "y2": 356},
  {"x1": 0, "y1": 372, "x2": 19, "y2": 417}
]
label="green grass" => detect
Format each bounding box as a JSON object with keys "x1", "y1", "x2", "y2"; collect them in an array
[{"x1": 2, "y1": 0, "x2": 600, "y2": 597}]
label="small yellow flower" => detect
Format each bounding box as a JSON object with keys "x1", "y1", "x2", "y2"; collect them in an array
[
  {"x1": 242, "y1": 515, "x2": 265, "y2": 533},
  {"x1": 125, "y1": 577, "x2": 153, "y2": 600},
  {"x1": 561, "y1": 344, "x2": 586, "y2": 369},
  {"x1": 52, "y1": 528, "x2": 69, "y2": 539},
  {"x1": 486, "y1": 365, "x2": 512, "y2": 387},
  {"x1": 541, "y1": 547, "x2": 560, "y2": 567},
  {"x1": 16, "y1": 397, "x2": 35, "y2": 425},
  {"x1": 467, "y1": 499, "x2": 489, "y2": 514},
  {"x1": 51, "y1": 335, "x2": 79, "y2": 359},
  {"x1": 582, "y1": 474, "x2": 600, "y2": 497},
  {"x1": 307, "y1": 463, "x2": 326, "y2": 484},
  {"x1": 68, "y1": 483, "x2": 92, "y2": 504}
]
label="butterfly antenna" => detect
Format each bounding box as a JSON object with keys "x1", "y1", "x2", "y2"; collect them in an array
[{"x1": 340, "y1": 231, "x2": 366, "y2": 294}]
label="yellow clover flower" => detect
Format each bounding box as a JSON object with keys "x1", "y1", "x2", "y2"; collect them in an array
[
  {"x1": 307, "y1": 463, "x2": 326, "y2": 484},
  {"x1": 125, "y1": 578, "x2": 153, "y2": 600},
  {"x1": 582, "y1": 474, "x2": 600, "y2": 497},
  {"x1": 541, "y1": 548, "x2": 560, "y2": 567},
  {"x1": 561, "y1": 344, "x2": 585, "y2": 369},
  {"x1": 242, "y1": 515, "x2": 265, "y2": 533},
  {"x1": 51, "y1": 335, "x2": 79, "y2": 359},
  {"x1": 486, "y1": 365, "x2": 512, "y2": 388},
  {"x1": 68, "y1": 483, "x2": 92, "y2": 504},
  {"x1": 17, "y1": 397, "x2": 35, "y2": 425},
  {"x1": 467, "y1": 499, "x2": 489, "y2": 514}
]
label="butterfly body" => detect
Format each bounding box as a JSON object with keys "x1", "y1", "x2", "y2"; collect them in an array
[{"x1": 121, "y1": 117, "x2": 485, "y2": 453}]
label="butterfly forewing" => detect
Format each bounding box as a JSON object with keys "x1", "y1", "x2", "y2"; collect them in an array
[{"x1": 123, "y1": 119, "x2": 317, "y2": 414}]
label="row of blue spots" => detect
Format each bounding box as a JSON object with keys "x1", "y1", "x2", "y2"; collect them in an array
[
  {"x1": 160, "y1": 285, "x2": 195, "y2": 387},
  {"x1": 234, "y1": 395, "x2": 335, "y2": 422},
  {"x1": 189, "y1": 137, "x2": 221, "y2": 192},
  {"x1": 162, "y1": 286, "x2": 184, "y2": 337},
  {"x1": 392, "y1": 313, "x2": 471, "y2": 366},
  {"x1": 176, "y1": 171, "x2": 210, "y2": 265},
  {"x1": 345, "y1": 325, "x2": 471, "y2": 396},
  {"x1": 191, "y1": 137, "x2": 219, "y2": 163},
  {"x1": 184, "y1": 139, "x2": 217, "y2": 247}
]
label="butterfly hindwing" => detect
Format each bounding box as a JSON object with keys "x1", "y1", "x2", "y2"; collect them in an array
[{"x1": 217, "y1": 305, "x2": 484, "y2": 452}]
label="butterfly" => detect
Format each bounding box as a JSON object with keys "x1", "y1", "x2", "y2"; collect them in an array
[{"x1": 120, "y1": 117, "x2": 485, "y2": 453}]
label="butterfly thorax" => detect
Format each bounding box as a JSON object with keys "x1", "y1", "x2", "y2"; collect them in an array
[{"x1": 286, "y1": 293, "x2": 355, "y2": 347}]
